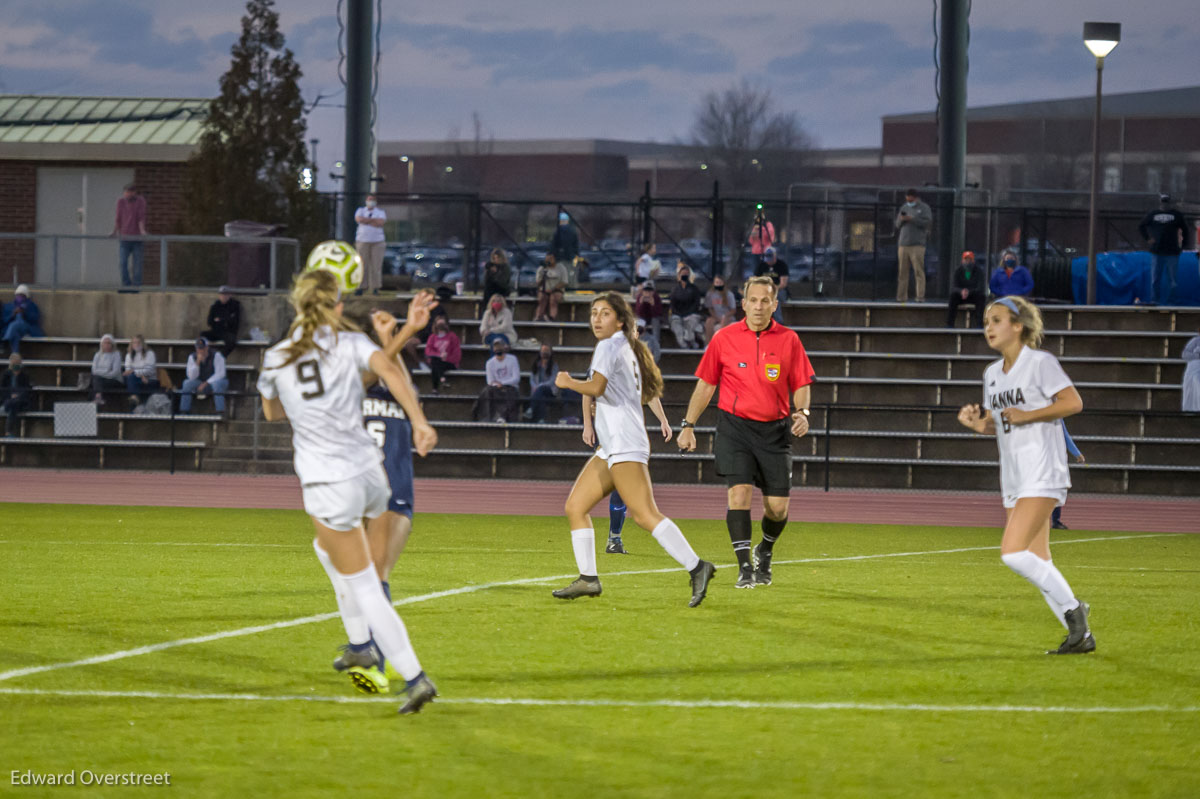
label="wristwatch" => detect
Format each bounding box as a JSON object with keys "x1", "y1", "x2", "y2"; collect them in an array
[
  {"x1": 798, "y1": 408, "x2": 810, "y2": 417},
  {"x1": 680, "y1": 420, "x2": 695, "y2": 429}
]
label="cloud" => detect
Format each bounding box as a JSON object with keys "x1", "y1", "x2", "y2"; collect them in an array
[
  {"x1": 382, "y1": 23, "x2": 735, "y2": 83},
  {"x1": 583, "y1": 78, "x2": 652, "y2": 101},
  {"x1": 766, "y1": 21, "x2": 930, "y2": 89}
]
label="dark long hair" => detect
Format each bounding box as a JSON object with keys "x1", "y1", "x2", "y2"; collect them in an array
[{"x1": 592, "y1": 292, "x2": 663, "y2": 404}]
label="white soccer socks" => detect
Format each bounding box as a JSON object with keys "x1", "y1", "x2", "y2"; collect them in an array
[
  {"x1": 340, "y1": 564, "x2": 423, "y2": 682},
  {"x1": 571, "y1": 528, "x2": 598, "y2": 577},
  {"x1": 652, "y1": 518, "x2": 701, "y2": 572},
  {"x1": 1001, "y1": 550, "x2": 1080, "y2": 629},
  {"x1": 312, "y1": 539, "x2": 370, "y2": 645}
]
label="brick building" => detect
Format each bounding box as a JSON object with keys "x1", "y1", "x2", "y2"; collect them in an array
[{"x1": 0, "y1": 95, "x2": 206, "y2": 286}]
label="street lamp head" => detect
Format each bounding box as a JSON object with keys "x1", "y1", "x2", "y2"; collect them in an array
[
  {"x1": 1083, "y1": 21, "x2": 1121, "y2": 59},
  {"x1": 400, "y1": 156, "x2": 409, "y2": 162}
]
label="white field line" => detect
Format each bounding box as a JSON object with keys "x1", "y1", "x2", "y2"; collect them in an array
[
  {"x1": 0, "y1": 532, "x2": 1178, "y2": 684},
  {"x1": 0, "y1": 541, "x2": 306, "y2": 548},
  {"x1": 0, "y1": 687, "x2": 1196, "y2": 714}
]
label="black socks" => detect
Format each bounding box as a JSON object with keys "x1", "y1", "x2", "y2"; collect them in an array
[
  {"x1": 760, "y1": 516, "x2": 788, "y2": 553},
  {"x1": 726, "y1": 508, "x2": 752, "y2": 570}
]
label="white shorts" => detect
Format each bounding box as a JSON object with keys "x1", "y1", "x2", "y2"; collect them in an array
[
  {"x1": 1002, "y1": 488, "x2": 1068, "y2": 510},
  {"x1": 302, "y1": 464, "x2": 390, "y2": 531},
  {"x1": 594, "y1": 445, "x2": 649, "y2": 467}
]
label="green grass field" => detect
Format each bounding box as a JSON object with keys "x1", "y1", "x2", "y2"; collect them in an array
[{"x1": 1, "y1": 503, "x2": 1197, "y2": 798}]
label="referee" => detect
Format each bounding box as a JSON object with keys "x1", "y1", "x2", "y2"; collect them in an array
[{"x1": 676, "y1": 276, "x2": 814, "y2": 588}]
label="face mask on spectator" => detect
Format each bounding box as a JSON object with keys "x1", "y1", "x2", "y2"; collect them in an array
[
  {"x1": 491, "y1": 301, "x2": 503, "y2": 312},
  {"x1": 365, "y1": 199, "x2": 377, "y2": 209}
]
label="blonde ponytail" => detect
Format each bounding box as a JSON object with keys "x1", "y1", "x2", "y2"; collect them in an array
[{"x1": 275, "y1": 269, "x2": 361, "y2": 368}]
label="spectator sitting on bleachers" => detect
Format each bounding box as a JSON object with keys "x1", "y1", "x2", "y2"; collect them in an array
[
  {"x1": 179, "y1": 336, "x2": 228, "y2": 414},
  {"x1": 479, "y1": 294, "x2": 518, "y2": 348},
  {"x1": 1182, "y1": 324, "x2": 1200, "y2": 412},
  {"x1": 947, "y1": 250, "x2": 987, "y2": 328},
  {"x1": 474, "y1": 338, "x2": 521, "y2": 423},
  {"x1": 483, "y1": 248, "x2": 513, "y2": 299},
  {"x1": 90, "y1": 334, "x2": 124, "y2": 405},
  {"x1": 400, "y1": 287, "x2": 446, "y2": 373},
  {"x1": 123, "y1": 333, "x2": 160, "y2": 408},
  {"x1": 2, "y1": 284, "x2": 44, "y2": 356},
  {"x1": 2, "y1": 352, "x2": 32, "y2": 437},
  {"x1": 668, "y1": 261, "x2": 705, "y2": 349},
  {"x1": 525, "y1": 343, "x2": 582, "y2": 424},
  {"x1": 534, "y1": 254, "x2": 568, "y2": 322},
  {"x1": 424, "y1": 315, "x2": 461, "y2": 393},
  {"x1": 703, "y1": 276, "x2": 738, "y2": 342},
  {"x1": 201, "y1": 286, "x2": 242, "y2": 357},
  {"x1": 633, "y1": 280, "x2": 665, "y2": 360},
  {"x1": 989, "y1": 251, "x2": 1034, "y2": 298}
]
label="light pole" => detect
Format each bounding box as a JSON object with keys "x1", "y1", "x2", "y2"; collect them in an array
[
  {"x1": 400, "y1": 155, "x2": 413, "y2": 193},
  {"x1": 1083, "y1": 21, "x2": 1120, "y2": 305}
]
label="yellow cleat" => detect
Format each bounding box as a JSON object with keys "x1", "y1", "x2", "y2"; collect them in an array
[{"x1": 347, "y1": 665, "x2": 389, "y2": 695}]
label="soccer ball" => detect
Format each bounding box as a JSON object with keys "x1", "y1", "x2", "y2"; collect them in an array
[{"x1": 305, "y1": 240, "x2": 363, "y2": 294}]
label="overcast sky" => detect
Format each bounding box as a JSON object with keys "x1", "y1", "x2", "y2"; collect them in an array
[{"x1": 3, "y1": 0, "x2": 1198, "y2": 188}]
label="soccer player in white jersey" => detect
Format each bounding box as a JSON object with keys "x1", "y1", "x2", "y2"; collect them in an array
[
  {"x1": 957, "y1": 296, "x2": 1095, "y2": 654},
  {"x1": 551, "y1": 292, "x2": 716, "y2": 606},
  {"x1": 257, "y1": 269, "x2": 441, "y2": 713}
]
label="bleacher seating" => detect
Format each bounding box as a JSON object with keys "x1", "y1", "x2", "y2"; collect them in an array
[{"x1": 2, "y1": 296, "x2": 1197, "y2": 495}]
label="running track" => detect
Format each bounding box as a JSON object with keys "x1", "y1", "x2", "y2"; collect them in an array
[{"x1": 1, "y1": 469, "x2": 1196, "y2": 533}]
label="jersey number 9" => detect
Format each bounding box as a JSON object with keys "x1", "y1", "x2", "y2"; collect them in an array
[{"x1": 297, "y1": 361, "x2": 325, "y2": 399}]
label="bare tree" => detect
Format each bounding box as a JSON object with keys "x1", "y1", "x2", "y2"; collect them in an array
[
  {"x1": 689, "y1": 79, "x2": 815, "y2": 197},
  {"x1": 689, "y1": 80, "x2": 815, "y2": 274}
]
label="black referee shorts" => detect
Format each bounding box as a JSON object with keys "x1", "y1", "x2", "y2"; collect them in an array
[{"x1": 714, "y1": 409, "x2": 793, "y2": 496}]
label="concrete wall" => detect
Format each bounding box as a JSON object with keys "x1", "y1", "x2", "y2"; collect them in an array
[{"x1": 30, "y1": 290, "x2": 295, "y2": 340}]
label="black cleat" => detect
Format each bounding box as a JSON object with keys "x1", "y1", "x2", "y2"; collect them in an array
[
  {"x1": 688, "y1": 560, "x2": 716, "y2": 607},
  {"x1": 752, "y1": 543, "x2": 773, "y2": 586},
  {"x1": 1051, "y1": 519, "x2": 1069, "y2": 530},
  {"x1": 1049, "y1": 632, "x2": 1096, "y2": 655},
  {"x1": 1049, "y1": 600, "x2": 1095, "y2": 654},
  {"x1": 735, "y1": 566, "x2": 756, "y2": 589},
  {"x1": 605, "y1": 538, "x2": 628, "y2": 554},
  {"x1": 398, "y1": 673, "x2": 438, "y2": 715},
  {"x1": 552, "y1": 576, "x2": 602, "y2": 600},
  {"x1": 333, "y1": 643, "x2": 379, "y2": 672}
]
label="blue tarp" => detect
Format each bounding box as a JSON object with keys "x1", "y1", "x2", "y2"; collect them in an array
[{"x1": 1071, "y1": 251, "x2": 1200, "y2": 306}]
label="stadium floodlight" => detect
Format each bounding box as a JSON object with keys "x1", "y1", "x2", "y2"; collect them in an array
[
  {"x1": 1082, "y1": 21, "x2": 1120, "y2": 305},
  {"x1": 1083, "y1": 21, "x2": 1121, "y2": 58}
]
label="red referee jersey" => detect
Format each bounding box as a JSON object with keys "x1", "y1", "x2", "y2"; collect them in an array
[{"x1": 695, "y1": 319, "x2": 814, "y2": 422}]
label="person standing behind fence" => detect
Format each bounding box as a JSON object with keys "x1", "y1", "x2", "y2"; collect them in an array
[
  {"x1": 354, "y1": 194, "x2": 387, "y2": 296},
  {"x1": 947, "y1": 251, "x2": 987, "y2": 327},
  {"x1": 895, "y1": 188, "x2": 932, "y2": 302},
  {"x1": 677, "y1": 276, "x2": 814, "y2": 589},
  {"x1": 551, "y1": 212, "x2": 579, "y2": 283},
  {"x1": 202, "y1": 286, "x2": 242, "y2": 357},
  {"x1": 1, "y1": 353, "x2": 32, "y2": 437},
  {"x1": 112, "y1": 184, "x2": 147, "y2": 290},
  {"x1": 1138, "y1": 194, "x2": 1190, "y2": 306},
  {"x1": 748, "y1": 207, "x2": 775, "y2": 267}
]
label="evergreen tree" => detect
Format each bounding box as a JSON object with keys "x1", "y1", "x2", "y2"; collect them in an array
[{"x1": 185, "y1": 0, "x2": 321, "y2": 250}]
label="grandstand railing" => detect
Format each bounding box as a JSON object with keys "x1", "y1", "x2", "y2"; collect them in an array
[{"x1": 0, "y1": 232, "x2": 301, "y2": 291}]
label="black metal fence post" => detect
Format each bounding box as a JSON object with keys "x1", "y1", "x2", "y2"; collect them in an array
[
  {"x1": 823, "y1": 403, "x2": 832, "y2": 492},
  {"x1": 169, "y1": 391, "x2": 177, "y2": 475}
]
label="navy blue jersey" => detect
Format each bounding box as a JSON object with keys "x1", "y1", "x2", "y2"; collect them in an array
[{"x1": 363, "y1": 383, "x2": 414, "y2": 517}]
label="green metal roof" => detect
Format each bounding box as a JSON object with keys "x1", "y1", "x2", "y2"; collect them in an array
[{"x1": 0, "y1": 95, "x2": 209, "y2": 146}]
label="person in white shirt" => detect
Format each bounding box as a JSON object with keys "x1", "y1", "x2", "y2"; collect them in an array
[
  {"x1": 958, "y1": 295, "x2": 1094, "y2": 655},
  {"x1": 551, "y1": 292, "x2": 716, "y2": 606},
  {"x1": 179, "y1": 337, "x2": 228, "y2": 414},
  {"x1": 473, "y1": 339, "x2": 522, "y2": 422},
  {"x1": 354, "y1": 194, "x2": 387, "y2": 295},
  {"x1": 122, "y1": 333, "x2": 159, "y2": 407},
  {"x1": 257, "y1": 268, "x2": 439, "y2": 714}
]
